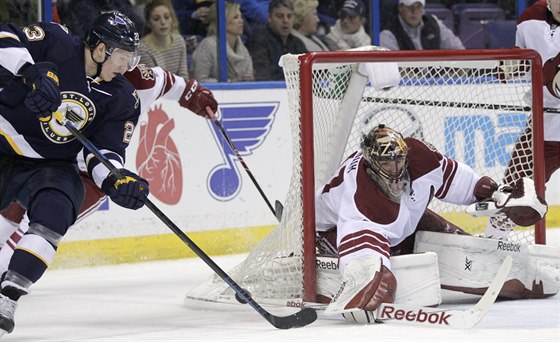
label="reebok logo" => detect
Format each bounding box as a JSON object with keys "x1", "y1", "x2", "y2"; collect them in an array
[
  {"x1": 316, "y1": 259, "x2": 338, "y2": 270},
  {"x1": 378, "y1": 306, "x2": 452, "y2": 325},
  {"x1": 286, "y1": 300, "x2": 303, "y2": 308},
  {"x1": 496, "y1": 241, "x2": 521, "y2": 252}
]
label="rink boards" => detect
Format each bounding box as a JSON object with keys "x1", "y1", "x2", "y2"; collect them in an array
[{"x1": 53, "y1": 85, "x2": 560, "y2": 268}]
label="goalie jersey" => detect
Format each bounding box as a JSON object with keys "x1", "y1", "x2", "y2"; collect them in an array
[
  {"x1": 516, "y1": 1, "x2": 560, "y2": 142},
  {"x1": 0, "y1": 22, "x2": 141, "y2": 187},
  {"x1": 315, "y1": 138, "x2": 481, "y2": 270}
]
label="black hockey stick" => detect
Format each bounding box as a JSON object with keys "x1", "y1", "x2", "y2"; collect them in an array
[
  {"x1": 206, "y1": 108, "x2": 283, "y2": 222},
  {"x1": 53, "y1": 111, "x2": 316, "y2": 329}
]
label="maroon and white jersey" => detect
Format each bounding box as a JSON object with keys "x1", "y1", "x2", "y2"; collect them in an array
[
  {"x1": 516, "y1": 0, "x2": 560, "y2": 142},
  {"x1": 315, "y1": 138, "x2": 481, "y2": 273},
  {"x1": 124, "y1": 64, "x2": 188, "y2": 117},
  {"x1": 76, "y1": 64, "x2": 188, "y2": 172}
]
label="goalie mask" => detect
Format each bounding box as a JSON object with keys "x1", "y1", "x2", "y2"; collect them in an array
[
  {"x1": 86, "y1": 11, "x2": 140, "y2": 77},
  {"x1": 361, "y1": 124, "x2": 409, "y2": 197}
]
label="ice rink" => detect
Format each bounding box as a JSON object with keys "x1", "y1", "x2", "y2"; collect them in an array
[{"x1": 3, "y1": 230, "x2": 559, "y2": 342}]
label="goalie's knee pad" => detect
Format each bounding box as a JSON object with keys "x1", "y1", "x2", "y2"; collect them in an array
[{"x1": 414, "y1": 231, "x2": 559, "y2": 299}]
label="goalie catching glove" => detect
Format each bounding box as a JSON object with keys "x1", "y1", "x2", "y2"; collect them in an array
[
  {"x1": 179, "y1": 79, "x2": 218, "y2": 118},
  {"x1": 101, "y1": 169, "x2": 149, "y2": 210},
  {"x1": 471, "y1": 177, "x2": 547, "y2": 226},
  {"x1": 324, "y1": 255, "x2": 396, "y2": 324}
]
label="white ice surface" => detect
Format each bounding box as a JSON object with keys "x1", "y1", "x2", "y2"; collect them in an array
[{"x1": 3, "y1": 230, "x2": 559, "y2": 342}]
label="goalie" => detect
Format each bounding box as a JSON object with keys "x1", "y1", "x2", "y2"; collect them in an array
[{"x1": 315, "y1": 124, "x2": 549, "y2": 322}]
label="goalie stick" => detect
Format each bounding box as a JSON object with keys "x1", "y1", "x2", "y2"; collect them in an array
[
  {"x1": 52, "y1": 110, "x2": 317, "y2": 329},
  {"x1": 206, "y1": 108, "x2": 283, "y2": 222},
  {"x1": 358, "y1": 255, "x2": 512, "y2": 328}
]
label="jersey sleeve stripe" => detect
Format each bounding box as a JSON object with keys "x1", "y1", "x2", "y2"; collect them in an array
[
  {"x1": 0, "y1": 32, "x2": 21, "y2": 41},
  {"x1": 0, "y1": 117, "x2": 43, "y2": 158},
  {"x1": 435, "y1": 157, "x2": 458, "y2": 198},
  {"x1": 339, "y1": 230, "x2": 391, "y2": 259}
]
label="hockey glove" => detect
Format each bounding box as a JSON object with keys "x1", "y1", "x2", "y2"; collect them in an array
[
  {"x1": 473, "y1": 176, "x2": 499, "y2": 201},
  {"x1": 19, "y1": 62, "x2": 62, "y2": 121},
  {"x1": 101, "y1": 169, "x2": 149, "y2": 210},
  {"x1": 492, "y1": 177, "x2": 547, "y2": 227},
  {"x1": 325, "y1": 255, "x2": 396, "y2": 324},
  {"x1": 179, "y1": 79, "x2": 218, "y2": 117}
]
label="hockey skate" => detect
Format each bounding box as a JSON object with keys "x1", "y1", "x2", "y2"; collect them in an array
[{"x1": 0, "y1": 293, "x2": 17, "y2": 336}]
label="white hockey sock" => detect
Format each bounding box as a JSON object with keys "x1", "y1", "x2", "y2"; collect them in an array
[{"x1": 0, "y1": 216, "x2": 19, "y2": 249}]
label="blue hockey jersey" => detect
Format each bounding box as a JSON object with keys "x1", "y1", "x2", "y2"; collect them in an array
[{"x1": 0, "y1": 22, "x2": 141, "y2": 187}]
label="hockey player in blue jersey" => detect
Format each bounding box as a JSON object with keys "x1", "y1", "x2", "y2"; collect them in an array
[{"x1": 0, "y1": 12, "x2": 151, "y2": 336}]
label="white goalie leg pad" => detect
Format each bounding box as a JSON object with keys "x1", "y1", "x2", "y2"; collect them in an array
[
  {"x1": 318, "y1": 252, "x2": 441, "y2": 323},
  {"x1": 414, "y1": 231, "x2": 560, "y2": 299}
]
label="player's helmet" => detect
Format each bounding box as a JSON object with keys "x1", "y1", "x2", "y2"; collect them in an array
[
  {"x1": 86, "y1": 11, "x2": 140, "y2": 53},
  {"x1": 361, "y1": 124, "x2": 409, "y2": 197}
]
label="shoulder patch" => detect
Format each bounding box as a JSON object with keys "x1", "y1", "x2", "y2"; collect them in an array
[{"x1": 125, "y1": 64, "x2": 156, "y2": 90}]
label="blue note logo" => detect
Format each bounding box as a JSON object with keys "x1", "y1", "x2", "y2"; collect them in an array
[{"x1": 207, "y1": 102, "x2": 279, "y2": 201}]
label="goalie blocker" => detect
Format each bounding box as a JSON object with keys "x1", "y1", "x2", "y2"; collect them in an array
[{"x1": 414, "y1": 231, "x2": 559, "y2": 299}]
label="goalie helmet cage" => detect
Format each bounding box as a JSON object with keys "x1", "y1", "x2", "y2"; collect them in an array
[{"x1": 184, "y1": 48, "x2": 545, "y2": 308}]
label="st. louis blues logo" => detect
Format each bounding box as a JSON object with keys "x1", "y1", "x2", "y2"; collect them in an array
[
  {"x1": 41, "y1": 92, "x2": 95, "y2": 143},
  {"x1": 207, "y1": 102, "x2": 279, "y2": 201}
]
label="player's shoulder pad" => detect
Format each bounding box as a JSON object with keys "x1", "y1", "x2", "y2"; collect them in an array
[
  {"x1": 404, "y1": 137, "x2": 440, "y2": 154},
  {"x1": 31, "y1": 22, "x2": 74, "y2": 42},
  {"x1": 405, "y1": 137, "x2": 442, "y2": 180},
  {"x1": 106, "y1": 75, "x2": 141, "y2": 117},
  {"x1": 518, "y1": 1, "x2": 548, "y2": 24},
  {"x1": 124, "y1": 64, "x2": 157, "y2": 90},
  {"x1": 25, "y1": 22, "x2": 81, "y2": 52}
]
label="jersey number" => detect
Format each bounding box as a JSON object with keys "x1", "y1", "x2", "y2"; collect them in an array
[
  {"x1": 22, "y1": 26, "x2": 46, "y2": 41},
  {"x1": 123, "y1": 121, "x2": 135, "y2": 144}
]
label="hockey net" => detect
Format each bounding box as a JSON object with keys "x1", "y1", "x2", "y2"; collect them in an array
[{"x1": 185, "y1": 48, "x2": 545, "y2": 307}]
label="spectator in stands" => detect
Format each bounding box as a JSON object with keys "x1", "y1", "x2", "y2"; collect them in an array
[
  {"x1": 0, "y1": 0, "x2": 37, "y2": 26},
  {"x1": 138, "y1": 0, "x2": 189, "y2": 78},
  {"x1": 379, "y1": 0, "x2": 464, "y2": 51},
  {"x1": 59, "y1": 0, "x2": 145, "y2": 40},
  {"x1": 172, "y1": 0, "x2": 213, "y2": 38},
  {"x1": 192, "y1": 2, "x2": 254, "y2": 82},
  {"x1": 292, "y1": 0, "x2": 339, "y2": 51},
  {"x1": 326, "y1": 0, "x2": 371, "y2": 50},
  {"x1": 232, "y1": 0, "x2": 269, "y2": 27},
  {"x1": 316, "y1": 0, "x2": 340, "y2": 35},
  {"x1": 246, "y1": 0, "x2": 307, "y2": 81}
]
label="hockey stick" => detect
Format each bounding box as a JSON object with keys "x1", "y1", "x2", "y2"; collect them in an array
[
  {"x1": 370, "y1": 255, "x2": 513, "y2": 328},
  {"x1": 52, "y1": 110, "x2": 317, "y2": 329},
  {"x1": 205, "y1": 108, "x2": 283, "y2": 222},
  {"x1": 364, "y1": 96, "x2": 560, "y2": 113}
]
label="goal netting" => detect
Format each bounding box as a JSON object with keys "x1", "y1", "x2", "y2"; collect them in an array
[{"x1": 185, "y1": 47, "x2": 545, "y2": 307}]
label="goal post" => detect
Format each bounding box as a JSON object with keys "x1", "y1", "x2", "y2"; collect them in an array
[{"x1": 185, "y1": 47, "x2": 545, "y2": 308}]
